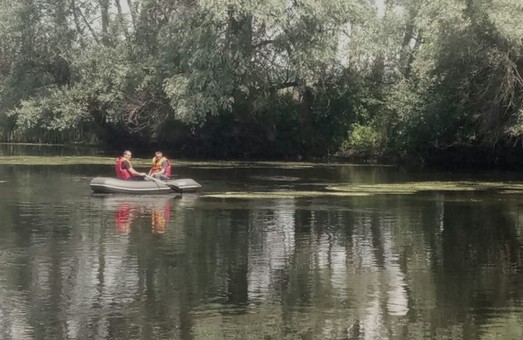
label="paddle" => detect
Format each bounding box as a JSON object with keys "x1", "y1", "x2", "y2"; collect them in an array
[{"x1": 145, "y1": 175, "x2": 183, "y2": 194}]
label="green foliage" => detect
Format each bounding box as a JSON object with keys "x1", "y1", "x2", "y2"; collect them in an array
[
  {"x1": 0, "y1": 0, "x2": 522, "y2": 164},
  {"x1": 381, "y1": 0, "x2": 523, "y2": 161},
  {"x1": 162, "y1": 0, "x2": 372, "y2": 121},
  {"x1": 340, "y1": 124, "x2": 380, "y2": 158}
]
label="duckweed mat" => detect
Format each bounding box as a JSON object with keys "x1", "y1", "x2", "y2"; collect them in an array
[
  {"x1": 204, "y1": 181, "x2": 523, "y2": 200},
  {"x1": 327, "y1": 181, "x2": 523, "y2": 195},
  {"x1": 203, "y1": 191, "x2": 371, "y2": 199}
]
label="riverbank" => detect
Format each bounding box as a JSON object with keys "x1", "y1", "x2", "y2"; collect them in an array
[{"x1": 2, "y1": 142, "x2": 523, "y2": 171}]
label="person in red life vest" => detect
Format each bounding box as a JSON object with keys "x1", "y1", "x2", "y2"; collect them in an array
[
  {"x1": 115, "y1": 150, "x2": 147, "y2": 181},
  {"x1": 147, "y1": 151, "x2": 172, "y2": 180}
]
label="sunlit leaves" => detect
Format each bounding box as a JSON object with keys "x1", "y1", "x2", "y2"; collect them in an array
[
  {"x1": 11, "y1": 86, "x2": 89, "y2": 131},
  {"x1": 486, "y1": 0, "x2": 523, "y2": 44},
  {"x1": 162, "y1": 0, "x2": 374, "y2": 124}
]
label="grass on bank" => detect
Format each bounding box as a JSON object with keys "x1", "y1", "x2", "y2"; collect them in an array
[{"x1": 0, "y1": 155, "x2": 388, "y2": 168}]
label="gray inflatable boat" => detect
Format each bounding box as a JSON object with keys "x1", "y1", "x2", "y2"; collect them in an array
[{"x1": 90, "y1": 177, "x2": 201, "y2": 194}]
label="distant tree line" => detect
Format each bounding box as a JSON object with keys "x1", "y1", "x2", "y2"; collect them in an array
[{"x1": 0, "y1": 0, "x2": 522, "y2": 165}]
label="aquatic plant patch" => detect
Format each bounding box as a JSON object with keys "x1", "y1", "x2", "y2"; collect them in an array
[
  {"x1": 203, "y1": 191, "x2": 371, "y2": 199},
  {"x1": 326, "y1": 181, "x2": 523, "y2": 195}
]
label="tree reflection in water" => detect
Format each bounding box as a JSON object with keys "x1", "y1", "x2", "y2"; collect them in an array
[{"x1": 1, "y1": 166, "x2": 523, "y2": 339}]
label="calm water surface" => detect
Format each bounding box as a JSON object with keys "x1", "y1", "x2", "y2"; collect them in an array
[{"x1": 0, "y1": 155, "x2": 522, "y2": 339}]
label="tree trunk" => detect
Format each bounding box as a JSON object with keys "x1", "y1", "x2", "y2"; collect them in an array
[
  {"x1": 73, "y1": 0, "x2": 101, "y2": 44},
  {"x1": 70, "y1": 0, "x2": 84, "y2": 45},
  {"x1": 98, "y1": 0, "x2": 110, "y2": 45},
  {"x1": 126, "y1": 0, "x2": 137, "y2": 28},
  {"x1": 114, "y1": 0, "x2": 130, "y2": 41},
  {"x1": 298, "y1": 87, "x2": 314, "y2": 157},
  {"x1": 227, "y1": 11, "x2": 254, "y2": 123},
  {"x1": 399, "y1": 5, "x2": 420, "y2": 78}
]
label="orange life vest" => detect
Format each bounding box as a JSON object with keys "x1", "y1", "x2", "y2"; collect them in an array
[
  {"x1": 150, "y1": 157, "x2": 171, "y2": 177},
  {"x1": 115, "y1": 157, "x2": 133, "y2": 180}
]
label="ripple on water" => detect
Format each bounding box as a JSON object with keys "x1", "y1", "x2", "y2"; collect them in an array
[
  {"x1": 0, "y1": 289, "x2": 34, "y2": 339},
  {"x1": 3, "y1": 162, "x2": 523, "y2": 339},
  {"x1": 249, "y1": 176, "x2": 301, "y2": 182},
  {"x1": 476, "y1": 307, "x2": 523, "y2": 339}
]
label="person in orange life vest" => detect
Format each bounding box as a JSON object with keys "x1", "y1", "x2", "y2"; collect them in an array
[
  {"x1": 115, "y1": 150, "x2": 147, "y2": 181},
  {"x1": 147, "y1": 151, "x2": 172, "y2": 180}
]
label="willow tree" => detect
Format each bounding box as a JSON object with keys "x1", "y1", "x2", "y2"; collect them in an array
[
  {"x1": 2, "y1": 0, "x2": 180, "y2": 143},
  {"x1": 0, "y1": 0, "x2": 102, "y2": 142},
  {"x1": 385, "y1": 0, "x2": 523, "y2": 156},
  {"x1": 0, "y1": 0, "x2": 75, "y2": 140},
  {"x1": 161, "y1": 0, "x2": 374, "y2": 154}
]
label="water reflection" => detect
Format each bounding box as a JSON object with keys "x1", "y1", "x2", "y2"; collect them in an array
[
  {"x1": 0, "y1": 163, "x2": 523, "y2": 339},
  {"x1": 105, "y1": 196, "x2": 174, "y2": 235},
  {"x1": 247, "y1": 199, "x2": 296, "y2": 302},
  {"x1": 190, "y1": 196, "x2": 523, "y2": 339}
]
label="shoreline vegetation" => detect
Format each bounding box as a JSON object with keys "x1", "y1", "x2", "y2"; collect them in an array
[
  {"x1": 0, "y1": 153, "x2": 392, "y2": 168},
  {"x1": 2, "y1": 141, "x2": 523, "y2": 171},
  {"x1": 1, "y1": 1, "x2": 522, "y2": 169},
  {"x1": 1, "y1": 142, "x2": 522, "y2": 170}
]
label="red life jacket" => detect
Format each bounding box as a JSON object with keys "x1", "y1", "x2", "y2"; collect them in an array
[
  {"x1": 115, "y1": 203, "x2": 132, "y2": 233},
  {"x1": 115, "y1": 157, "x2": 133, "y2": 180},
  {"x1": 150, "y1": 157, "x2": 172, "y2": 177}
]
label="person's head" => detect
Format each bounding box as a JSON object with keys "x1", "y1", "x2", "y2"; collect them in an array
[
  {"x1": 123, "y1": 150, "x2": 132, "y2": 160},
  {"x1": 154, "y1": 151, "x2": 163, "y2": 159}
]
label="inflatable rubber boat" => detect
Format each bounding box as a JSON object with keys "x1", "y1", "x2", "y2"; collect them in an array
[{"x1": 90, "y1": 177, "x2": 201, "y2": 194}]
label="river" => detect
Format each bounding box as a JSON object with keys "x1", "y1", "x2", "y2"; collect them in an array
[{"x1": 0, "y1": 146, "x2": 522, "y2": 339}]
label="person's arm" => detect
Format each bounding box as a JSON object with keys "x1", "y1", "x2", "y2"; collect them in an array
[
  {"x1": 157, "y1": 160, "x2": 168, "y2": 175},
  {"x1": 129, "y1": 167, "x2": 146, "y2": 176},
  {"x1": 124, "y1": 160, "x2": 146, "y2": 176}
]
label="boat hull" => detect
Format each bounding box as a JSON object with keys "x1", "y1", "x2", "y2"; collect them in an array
[{"x1": 90, "y1": 177, "x2": 201, "y2": 194}]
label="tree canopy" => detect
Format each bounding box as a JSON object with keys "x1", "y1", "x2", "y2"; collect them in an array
[{"x1": 0, "y1": 0, "x2": 522, "y2": 164}]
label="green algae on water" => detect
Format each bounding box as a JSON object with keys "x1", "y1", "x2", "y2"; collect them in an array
[
  {"x1": 203, "y1": 191, "x2": 371, "y2": 199},
  {"x1": 327, "y1": 181, "x2": 523, "y2": 195},
  {"x1": 0, "y1": 156, "x2": 391, "y2": 169},
  {"x1": 0, "y1": 157, "x2": 240, "y2": 167},
  {"x1": 0, "y1": 157, "x2": 314, "y2": 168}
]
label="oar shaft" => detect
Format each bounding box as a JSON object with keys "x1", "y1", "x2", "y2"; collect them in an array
[{"x1": 145, "y1": 175, "x2": 182, "y2": 194}]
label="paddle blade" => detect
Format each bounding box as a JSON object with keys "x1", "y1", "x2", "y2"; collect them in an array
[{"x1": 167, "y1": 183, "x2": 183, "y2": 194}]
